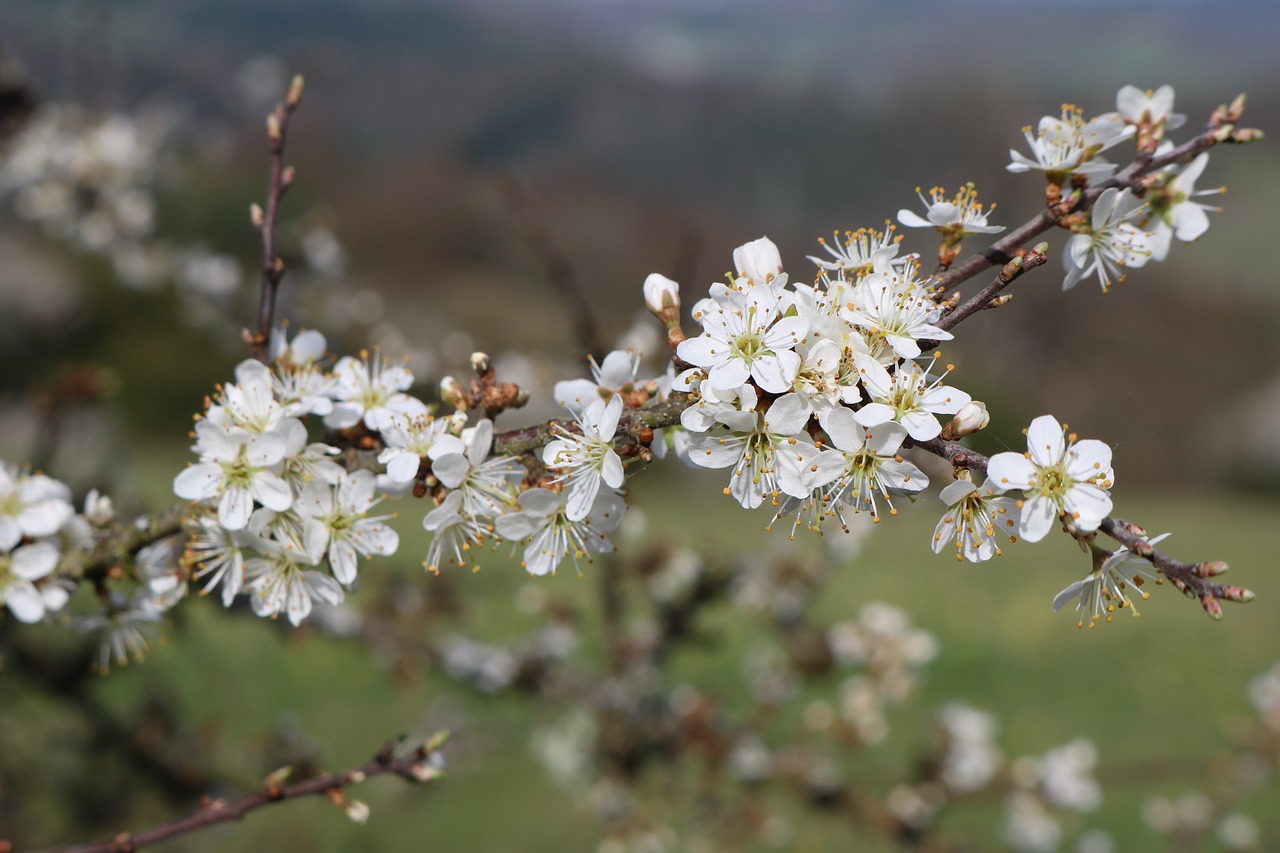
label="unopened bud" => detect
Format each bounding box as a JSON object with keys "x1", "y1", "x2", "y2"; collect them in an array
[
  {"x1": 345, "y1": 800, "x2": 370, "y2": 825},
  {"x1": 424, "y1": 729, "x2": 452, "y2": 753},
  {"x1": 1197, "y1": 561, "x2": 1229, "y2": 577},
  {"x1": 266, "y1": 113, "x2": 282, "y2": 144},
  {"x1": 1227, "y1": 93, "x2": 1246, "y2": 123},
  {"x1": 250, "y1": 203, "x2": 265, "y2": 228},
  {"x1": 1211, "y1": 125, "x2": 1236, "y2": 143},
  {"x1": 469, "y1": 352, "x2": 491, "y2": 375},
  {"x1": 1222, "y1": 586, "x2": 1254, "y2": 603},
  {"x1": 643, "y1": 273, "x2": 681, "y2": 314},
  {"x1": 411, "y1": 761, "x2": 445, "y2": 783},
  {"x1": 286, "y1": 74, "x2": 305, "y2": 109},
  {"x1": 733, "y1": 236, "x2": 783, "y2": 284},
  {"x1": 282, "y1": 165, "x2": 296, "y2": 187},
  {"x1": 263, "y1": 765, "x2": 292, "y2": 796},
  {"x1": 999, "y1": 255, "x2": 1023, "y2": 282},
  {"x1": 440, "y1": 376, "x2": 468, "y2": 411},
  {"x1": 949, "y1": 401, "x2": 989, "y2": 437},
  {"x1": 1202, "y1": 595, "x2": 1223, "y2": 620},
  {"x1": 987, "y1": 294, "x2": 1013, "y2": 308},
  {"x1": 1231, "y1": 127, "x2": 1264, "y2": 144}
]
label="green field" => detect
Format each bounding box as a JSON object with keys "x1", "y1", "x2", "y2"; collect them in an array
[{"x1": 12, "y1": 477, "x2": 1277, "y2": 852}]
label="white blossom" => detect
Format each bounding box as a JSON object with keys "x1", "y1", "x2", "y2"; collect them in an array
[
  {"x1": 1052, "y1": 533, "x2": 1169, "y2": 627},
  {"x1": 543, "y1": 395, "x2": 625, "y2": 521},
  {"x1": 809, "y1": 412, "x2": 927, "y2": 522},
  {"x1": 495, "y1": 488, "x2": 625, "y2": 577},
  {"x1": 1062, "y1": 188, "x2": 1152, "y2": 291},
  {"x1": 987, "y1": 415, "x2": 1113, "y2": 542},
  {"x1": 295, "y1": 470, "x2": 399, "y2": 586},
  {"x1": 0, "y1": 541, "x2": 61, "y2": 623},
  {"x1": 0, "y1": 465, "x2": 75, "y2": 550},
  {"x1": 677, "y1": 280, "x2": 809, "y2": 395},
  {"x1": 851, "y1": 355, "x2": 971, "y2": 441},
  {"x1": 1007, "y1": 106, "x2": 1131, "y2": 178},
  {"x1": 1115, "y1": 84, "x2": 1185, "y2": 130},
  {"x1": 174, "y1": 420, "x2": 293, "y2": 531},
  {"x1": 685, "y1": 390, "x2": 816, "y2": 510},
  {"x1": 325, "y1": 351, "x2": 428, "y2": 432},
  {"x1": 431, "y1": 419, "x2": 523, "y2": 519},
  {"x1": 932, "y1": 477, "x2": 1021, "y2": 563},
  {"x1": 897, "y1": 184, "x2": 1004, "y2": 239}
]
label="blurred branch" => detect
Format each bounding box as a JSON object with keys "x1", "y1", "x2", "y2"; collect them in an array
[
  {"x1": 248, "y1": 75, "x2": 305, "y2": 361},
  {"x1": 495, "y1": 174, "x2": 605, "y2": 362},
  {"x1": 29, "y1": 734, "x2": 449, "y2": 853},
  {"x1": 55, "y1": 504, "x2": 187, "y2": 584}
]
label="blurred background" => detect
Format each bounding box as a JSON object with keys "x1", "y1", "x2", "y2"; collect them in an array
[{"x1": 2, "y1": 0, "x2": 1280, "y2": 850}]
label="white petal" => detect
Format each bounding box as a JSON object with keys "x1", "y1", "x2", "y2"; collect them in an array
[
  {"x1": 900, "y1": 411, "x2": 942, "y2": 441},
  {"x1": 763, "y1": 393, "x2": 811, "y2": 435},
  {"x1": 1172, "y1": 204, "x2": 1209, "y2": 242},
  {"x1": 252, "y1": 473, "x2": 294, "y2": 512},
  {"x1": 1025, "y1": 415, "x2": 1065, "y2": 467},
  {"x1": 432, "y1": 453, "x2": 470, "y2": 490},
  {"x1": 708, "y1": 358, "x2": 752, "y2": 392},
  {"x1": 851, "y1": 403, "x2": 895, "y2": 428},
  {"x1": 386, "y1": 451, "x2": 422, "y2": 483},
  {"x1": 218, "y1": 487, "x2": 254, "y2": 531},
  {"x1": 1064, "y1": 439, "x2": 1113, "y2": 481},
  {"x1": 565, "y1": 475, "x2": 601, "y2": 522},
  {"x1": 174, "y1": 464, "x2": 223, "y2": 501},
  {"x1": 897, "y1": 209, "x2": 932, "y2": 229},
  {"x1": 1052, "y1": 577, "x2": 1091, "y2": 612},
  {"x1": 986, "y1": 452, "x2": 1036, "y2": 490},
  {"x1": 12, "y1": 542, "x2": 59, "y2": 580},
  {"x1": 1063, "y1": 484, "x2": 1112, "y2": 531},
  {"x1": 601, "y1": 451, "x2": 625, "y2": 488},
  {"x1": 4, "y1": 581, "x2": 45, "y2": 623},
  {"x1": 329, "y1": 539, "x2": 358, "y2": 585},
  {"x1": 1018, "y1": 495, "x2": 1058, "y2": 543},
  {"x1": 676, "y1": 334, "x2": 724, "y2": 369}
]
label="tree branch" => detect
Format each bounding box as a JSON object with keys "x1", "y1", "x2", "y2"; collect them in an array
[
  {"x1": 249, "y1": 74, "x2": 305, "y2": 361},
  {"x1": 27, "y1": 734, "x2": 449, "y2": 853}
]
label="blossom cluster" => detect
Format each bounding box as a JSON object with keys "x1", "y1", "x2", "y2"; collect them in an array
[
  {"x1": 1008, "y1": 85, "x2": 1219, "y2": 291},
  {"x1": 163, "y1": 82, "x2": 1238, "y2": 629},
  {"x1": 173, "y1": 332, "x2": 401, "y2": 624}
]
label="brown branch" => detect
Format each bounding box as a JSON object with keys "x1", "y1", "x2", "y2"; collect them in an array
[
  {"x1": 495, "y1": 174, "x2": 605, "y2": 362},
  {"x1": 935, "y1": 243, "x2": 1048, "y2": 333},
  {"x1": 28, "y1": 734, "x2": 449, "y2": 853},
  {"x1": 914, "y1": 436, "x2": 1252, "y2": 616},
  {"x1": 492, "y1": 392, "x2": 691, "y2": 457},
  {"x1": 249, "y1": 74, "x2": 305, "y2": 361}
]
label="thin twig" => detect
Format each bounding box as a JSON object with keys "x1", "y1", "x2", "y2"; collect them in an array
[
  {"x1": 249, "y1": 74, "x2": 305, "y2": 361},
  {"x1": 29, "y1": 734, "x2": 448, "y2": 853},
  {"x1": 495, "y1": 174, "x2": 605, "y2": 362}
]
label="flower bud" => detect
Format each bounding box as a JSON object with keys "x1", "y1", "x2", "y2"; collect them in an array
[
  {"x1": 733, "y1": 236, "x2": 783, "y2": 284},
  {"x1": 949, "y1": 401, "x2": 989, "y2": 437},
  {"x1": 643, "y1": 273, "x2": 680, "y2": 314},
  {"x1": 469, "y1": 351, "x2": 491, "y2": 375},
  {"x1": 345, "y1": 800, "x2": 370, "y2": 824},
  {"x1": 440, "y1": 376, "x2": 468, "y2": 411}
]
